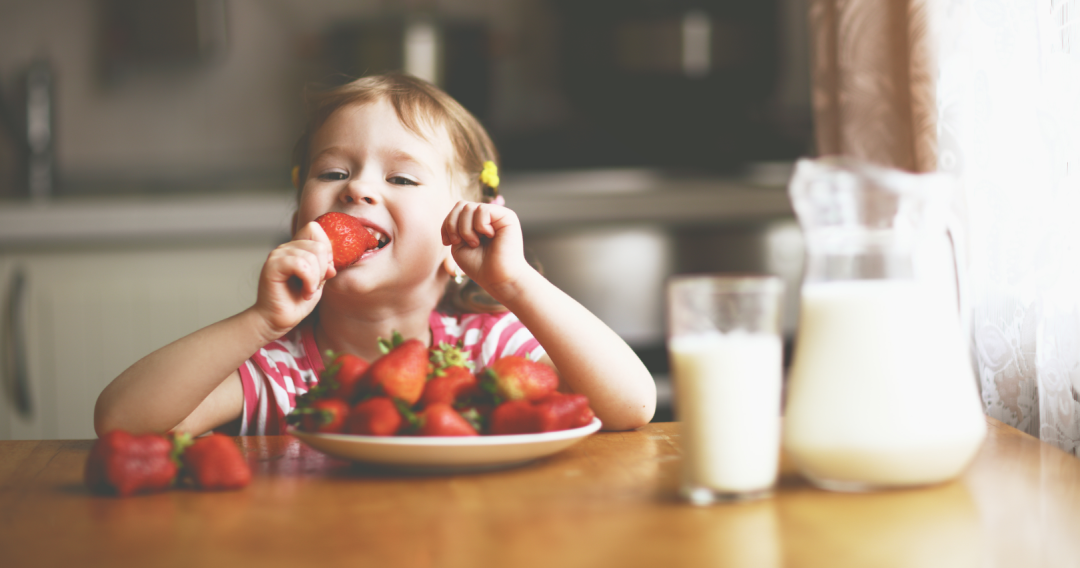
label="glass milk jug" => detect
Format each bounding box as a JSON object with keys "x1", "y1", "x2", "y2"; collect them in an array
[{"x1": 782, "y1": 157, "x2": 986, "y2": 491}]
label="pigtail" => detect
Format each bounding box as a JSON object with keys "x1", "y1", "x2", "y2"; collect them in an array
[{"x1": 479, "y1": 160, "x2": 501, "y2": 204}]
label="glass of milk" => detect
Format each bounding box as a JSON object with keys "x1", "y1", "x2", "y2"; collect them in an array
[{"x1": 667, "y1": 274, "x2": 785, "y2": 505}]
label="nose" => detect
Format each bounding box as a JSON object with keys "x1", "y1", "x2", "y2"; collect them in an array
[{"x1": 341, "y1": 178, "x2": 377, "y2": 206}]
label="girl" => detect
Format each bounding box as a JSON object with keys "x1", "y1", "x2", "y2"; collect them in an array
[{"x1": 95, "y1": 74, "x2": 656, "y2": 436}]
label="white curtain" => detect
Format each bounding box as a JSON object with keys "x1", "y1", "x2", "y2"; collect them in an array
[
  {"x1": 809, "y1": 0, "x2": 1080, "y2": 455},
  {"x1": 938, "y1": 0, "x2": 1080, "y2": 454}
]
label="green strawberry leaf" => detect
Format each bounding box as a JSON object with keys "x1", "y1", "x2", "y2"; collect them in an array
[
  {"x1": 378, "y1": 330, "x2": 408, "y2": 354},
  {"x1": 168, "y1": 432, "x2": 194, "y2": 468},
  {"x1": 479, "y1": 370, "x2": 503, "y2": 405},
  {"x1": 293, "y1": 379, "x2": 336, "y2": 409},
  {"x1": 394, "y1": 399, "x2": 422, "y2": 434},
  {"x1": 458, "y1": 407, "x2": 485, "y2": 433}
]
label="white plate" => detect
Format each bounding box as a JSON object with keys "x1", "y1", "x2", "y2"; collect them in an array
[{"x1": 289, "y1": 418, "x2": 603, "y2": 473}]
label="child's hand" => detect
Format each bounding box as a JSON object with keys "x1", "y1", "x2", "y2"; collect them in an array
[
  {"x1": 442, "y1": 201, "x2": 532, "y2": 298},
  {"x1": 253, "y1": 221, "x2": 336, "y2": 338}
]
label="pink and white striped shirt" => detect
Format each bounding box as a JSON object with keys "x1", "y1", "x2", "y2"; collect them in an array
[{"x1": 234, "y1": 310, "x2": 545, "y2": 435}]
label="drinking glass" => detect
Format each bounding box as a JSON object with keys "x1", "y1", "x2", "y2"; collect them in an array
[{"x1": 667, "y1": 274, "x2": 785, "y2": 505}]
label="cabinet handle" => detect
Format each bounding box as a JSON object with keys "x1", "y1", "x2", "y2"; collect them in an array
[{"x1": 4, "y1": 268, "x2": 32, "y2": 417}]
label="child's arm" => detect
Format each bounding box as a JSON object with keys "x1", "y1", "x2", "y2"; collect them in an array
[
  {"x1": 443, "y1": 201, "x2": 657, "y2": 430},
  {"x1": 94, "y1": 222, "x2": 336, "y2": 436}
]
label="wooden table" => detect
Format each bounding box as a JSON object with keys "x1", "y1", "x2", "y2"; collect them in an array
[{"x1": 1, "y1": 418, "x2": 1078, "y2": 568}]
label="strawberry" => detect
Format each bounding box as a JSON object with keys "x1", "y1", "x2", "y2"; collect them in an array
[
  {"x1": 488, "y1": 400, "x2": 542, "y2": 435},
  {"x1": 418, "y1": 403, "x2": 479, "y2": 436},
  {"x1": 484, "y1": 356, "x2": 559, "y2": 402},
  {"x1": 345, "y1": 397, "x2": 403, "y2": 436},
  {"x1": 294, "y1": 398, "x2": 350, "y2": 433},
  {"x1": 363, "y1": 332, "x2": 428, "y2": 406},
  {"x1": 419, "y1": 366, "x2": 479, "y2": 408},
  {"x1": 533, "y1": 393, "x2": 596, "y2": 431},
  {"x1": 488, "y1": 394, "x2": 595, "y2": 435},
  {"x1": 429, "y1": 341, "x2": 473, "y2": 376},
  {"x1": 84, "y1": 430, "x2": 179, "y2": 497},
  {"x1": 181, "y1": 434, "x2": 252, "y2": 491},
  {"x1": 315, "y1": 212, "x2": 379, "y2": 270},
  {"x1": 325, "y1": 352, "x2": 370, "y2": 402},
  {"x1": 456, "y1": 405, "x2": 490, "y2": 433}
]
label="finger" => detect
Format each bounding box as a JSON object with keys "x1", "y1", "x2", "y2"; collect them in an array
[
  {"x1": 457, "y1": 203, "x2": 482, "y2": 247},
  {"x1": 268, "y1": 250, "x2": 323, "y2": 300},
  {"x1": 279, "y1": 238, "x2": 335, "y2": 281},
  {"x1": 443, "y1": 201, "x2": 467, "y2": 245},
  {"x1": 485, "y1": 204, "x2": 518, "y2": 232},
  {"x1": 294, "y1": 220, "x2": 329, "y2": 243},
  {"x1": 472, "y1": 204, "x2": 496, "y2": 238}
]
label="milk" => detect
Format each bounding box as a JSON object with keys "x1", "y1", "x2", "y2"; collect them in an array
[
  {"x1": 669, "y1": 331, "x2": 782, "y2": 499},
  {"x1": 783, "y1": 280, "x2": 986, "y2": 490}
]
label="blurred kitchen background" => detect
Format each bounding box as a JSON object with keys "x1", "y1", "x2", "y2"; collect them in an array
[{"x1": 0, "y1": 0, "x2": 812, "y2": 438}]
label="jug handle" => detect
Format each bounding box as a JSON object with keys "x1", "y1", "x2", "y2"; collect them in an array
[{"x1": 944, "y1": 215, "x2": 971, "y2": 353}]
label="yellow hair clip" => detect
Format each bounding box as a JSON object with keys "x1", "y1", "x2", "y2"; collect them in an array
[
  {"x1": 291, "y1": 165, "x2": 301, "y2": 189},
  {"x1": 480, "y1": 161, "x2": 499, "y2": 190}
]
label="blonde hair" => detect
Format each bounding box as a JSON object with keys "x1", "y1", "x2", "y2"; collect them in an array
[
  {"x1": 292, "y1": 73, "x2": 508, "y2": 313},
  {"x1": 292, "y1": 73, "x2": 498, "y2": 204}
]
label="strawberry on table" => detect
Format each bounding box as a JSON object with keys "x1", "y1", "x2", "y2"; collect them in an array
[
  {"x1": 484, "y1": 356, "x2": 559, "y2": 402},
  {"x1": 418, "y1": 403, "x2": 479, "y2": 436},
  {"x1": 84, "y1": 430, "x2": 180, "y2": 497},
  {"x1": 181, "y1": 434, "x2": 252, "y2": 491},
  {"x1": 346, "y1": 397, "x2": 404, "y2": 436},
  {"x1": 363, "y1": 331, "x2": 428, "y2": 406},
  {"x1": 315, "y1": 212, "x2": 379, "y2": 270}
]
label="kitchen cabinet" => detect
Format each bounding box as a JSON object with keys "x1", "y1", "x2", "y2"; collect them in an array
[{"x1": 0, "y1": 244, "x2": 275, "y2": 440}]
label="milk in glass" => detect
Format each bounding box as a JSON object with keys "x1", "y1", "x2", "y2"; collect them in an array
[{"x1": 671, "y1": 331, "x2": 782, "y2": 498}]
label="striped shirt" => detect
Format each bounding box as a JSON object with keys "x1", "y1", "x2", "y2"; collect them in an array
[{"x1": 234, "y1": 310, "x2": 545, "y2": 435}]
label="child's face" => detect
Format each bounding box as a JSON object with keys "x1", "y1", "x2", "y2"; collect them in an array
[{"x1": 296, "y1": 99, "x2": 459, "y2": 297}]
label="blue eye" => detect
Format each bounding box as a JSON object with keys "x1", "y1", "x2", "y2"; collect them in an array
[{"x1": 388, "y1": 176, "x2": 418, "y2": 186}]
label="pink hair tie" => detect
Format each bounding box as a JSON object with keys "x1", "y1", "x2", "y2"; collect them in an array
[{"x1": 489, "y1": 195, "x2": 506, "y2": 207}]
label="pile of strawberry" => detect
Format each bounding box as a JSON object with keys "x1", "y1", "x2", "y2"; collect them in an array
[
  {"x1": 85, "y1": 430, "x2": 251, "y2": 497},
  {"x1": 288, "y1": 332, "x2": 596, "y2": 436}
]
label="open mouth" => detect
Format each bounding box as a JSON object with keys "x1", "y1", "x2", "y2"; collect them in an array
[{"x1": 366, "y1": 226, "x2": 390, "y2": 251}]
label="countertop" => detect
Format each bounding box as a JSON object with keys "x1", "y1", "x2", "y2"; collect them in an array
[
  {"x1": 0, "y1": 169, "x2": 793, "y2": 247},
  {"x1": 0, "y1": 417, "x2": 1077, "y2": 567}
]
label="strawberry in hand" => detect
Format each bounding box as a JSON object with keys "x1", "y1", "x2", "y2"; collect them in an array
[{"x1": 315, "y1": 212, "x2": 379, "y2": 270}]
